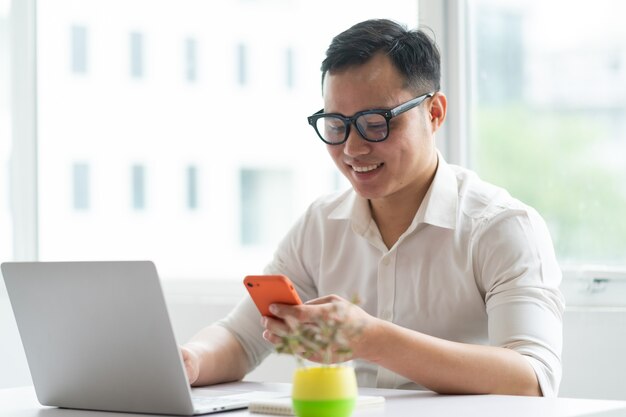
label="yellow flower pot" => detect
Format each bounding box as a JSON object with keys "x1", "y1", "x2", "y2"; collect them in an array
[{"x1": 291, "y1": 366, "x2": 357, "y2": 417}]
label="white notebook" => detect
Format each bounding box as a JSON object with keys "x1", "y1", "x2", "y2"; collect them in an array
[{"x1": 248, "y1": 395, "x2": 385, "y2": 416}]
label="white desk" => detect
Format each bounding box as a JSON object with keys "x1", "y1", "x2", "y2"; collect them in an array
[{"x1": 2, "y1": 381, "x2": 626, "y2": 417}]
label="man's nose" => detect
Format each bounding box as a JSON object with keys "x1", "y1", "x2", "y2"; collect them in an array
[{"x1": 343, "y1": 126, "x2": 371, "y2": 157}]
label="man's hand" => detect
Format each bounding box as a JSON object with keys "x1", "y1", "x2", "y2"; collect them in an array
[
  {"x1": 261, "y1": 294, "x2": 376, "y2": 363},
  {"x1": 179, "y1": 326, "x2": 249, "y2": 387},
  {"x1": 180, "y1": 345, "x2": 201, "y2": 385}
]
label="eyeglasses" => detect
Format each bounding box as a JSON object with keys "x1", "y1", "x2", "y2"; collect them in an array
[{"x1": 307, "y1": 92, "x2": 434, "y2": 145}]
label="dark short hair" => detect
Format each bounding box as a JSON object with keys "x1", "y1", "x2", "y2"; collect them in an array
[{"x1": 321, "y1": 19, "x2": 441, "y2": 94}]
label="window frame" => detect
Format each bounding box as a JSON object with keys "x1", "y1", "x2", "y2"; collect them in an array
[{"x1": 9, "y1": 0, "x2": 38, "y2": 261}]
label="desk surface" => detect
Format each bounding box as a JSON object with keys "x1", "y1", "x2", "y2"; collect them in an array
[{"x1": 1, "y1": 381, "x2": 626, "y2": 417}]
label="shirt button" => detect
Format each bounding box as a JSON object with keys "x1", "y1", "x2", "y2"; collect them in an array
[
  {"x1": 382, "y1": 257, "x2": 390, "y2": 266},
  {"x1": 381, "y1": 311, "x2": 392, "y2": 321}
]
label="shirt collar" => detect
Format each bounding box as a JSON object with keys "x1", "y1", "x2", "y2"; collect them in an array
[
  {"x1": 327, "y1": 186, "x2": 375, "y2": 242},
  {"x1": 328, "y1": 151, "x2": 458, "y2": 231},
  {"x1": 414, "y1": 152, "x2": 458, "y2": 230}
]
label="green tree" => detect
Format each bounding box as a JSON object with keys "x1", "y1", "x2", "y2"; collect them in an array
[{"x1": 472, "y1": 105, "x2": 626, "y2": 264}]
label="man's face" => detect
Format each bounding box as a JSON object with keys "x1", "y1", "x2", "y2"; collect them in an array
[{"x1": 323, "y1": 53, "x2": 439, "y2": 204}]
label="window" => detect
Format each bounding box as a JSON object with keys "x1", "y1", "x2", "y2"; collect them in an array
[
  {"x1": 285, "y1": 47, "x2": 294, "y2": 89},
  {"x1": 184, "y1": 38, "x2": 197, "y2": 82},
  {"x1": 468, "y1": 0, "x2": 626, "y2": 268},
  {"x1": 70, "y1": 25, "x2": 87, "y2": 74},
  {"x1": 240, "y1": 169, "x2": 294, "y2": 246},
  {"x1": 237, "y1": 43, "x2": 247, "y2": 86},
  {"x1": 72, "y1": 163, "x2": 90, "y2": 210},
  {"x1": 131, "y1": 164, "x2": 146, "y2": 210},
  {"x1": 130, "y1": 32, "x2": 144, "y2": 78},
  {"x1": 186, "y1": 165, "x2": 198, "y2": 210}
]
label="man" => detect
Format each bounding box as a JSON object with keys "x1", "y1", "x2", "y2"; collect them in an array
[{"x1": 182, "y1": 19, "x2": 564, "y2": 397}]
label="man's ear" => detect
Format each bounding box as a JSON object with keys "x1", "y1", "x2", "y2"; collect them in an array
[{"x1": 429, "y1": 92, "x2": 447, "y2": 133}]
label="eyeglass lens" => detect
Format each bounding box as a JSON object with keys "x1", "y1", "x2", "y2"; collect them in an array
[{"x1": 316, "y1": 113, "x2": 388, "y2": 143}]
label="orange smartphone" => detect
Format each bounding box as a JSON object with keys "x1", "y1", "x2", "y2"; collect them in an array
[{"x1": 243, "y1": 274, "x2": 302, "y2": 318}]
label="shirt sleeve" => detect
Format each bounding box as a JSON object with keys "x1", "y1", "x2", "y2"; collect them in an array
[
  {"x1": 262, "y1": 202, "x2": 320, "y2": 303},
  {"x1": 214, "y1": 296, "x2": 273, "y2": 373},
  {"x1": 473, "y1": 205, "x2": 565, "y2": 397}
]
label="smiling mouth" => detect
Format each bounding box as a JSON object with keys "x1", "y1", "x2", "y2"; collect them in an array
[{"x1": 350, "y1": 163, "x2": 383, "y2": 173}]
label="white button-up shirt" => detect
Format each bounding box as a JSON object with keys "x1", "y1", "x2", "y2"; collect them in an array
[{"x1": 218, "y1": 155, "x2": 565, "y2": 396}]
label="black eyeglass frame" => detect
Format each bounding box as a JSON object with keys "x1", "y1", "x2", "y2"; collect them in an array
[{"x1": 307, "y1": 92, "x2": 435, "y2": 145}]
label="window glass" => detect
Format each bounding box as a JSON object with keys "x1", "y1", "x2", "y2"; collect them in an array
[
  {"x1": 186, "y1": 165, "x2": 198, "y2": 210},
  {"x1": 71, "y1": 25, "x2": 87, "y2": 74},
  {"x1": 184, "y1": 37, "x2": 197, "y2": 82},
  {"x1": 285, "y1": 47, "x2": 294, "y2": 89},
  {"x1": 131, "y1": 164, "x2": 146, "y2": 210},
  {"x1": 240, "y1": 168, "x2": 294, "y2": 246},
  {"x1": 237, "y1": 42, "x2": 247, "y2": 86},
  {"x1": 36, "y1": 0, "x2": 419, "y2": 279},
  {"x1": 469, "y1": 0, "x2": 626, "y2": 267},
  {"x1": 130, "y1": 32, "x2": 144, "y2": 78},
  {"x1": 72, "y1": 162, "x2": 90, "y2": 210}
]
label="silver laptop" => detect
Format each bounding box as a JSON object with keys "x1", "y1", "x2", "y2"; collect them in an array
[{"x1": 1, "y1": 260, "x2": 281, "y2": 415}]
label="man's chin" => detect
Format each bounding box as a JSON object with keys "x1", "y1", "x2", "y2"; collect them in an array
[{"x1": 351, "y1": 185, "x2": 386, "y2": 201}]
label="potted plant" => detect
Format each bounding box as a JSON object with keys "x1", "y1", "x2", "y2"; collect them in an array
[{"x1": 275, "y1": 299, "x2": 363, "y2": 417}]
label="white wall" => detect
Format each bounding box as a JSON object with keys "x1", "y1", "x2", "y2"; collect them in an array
[{"x1": 560, "y1": 308, "x2": 626, "y2": 400}]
